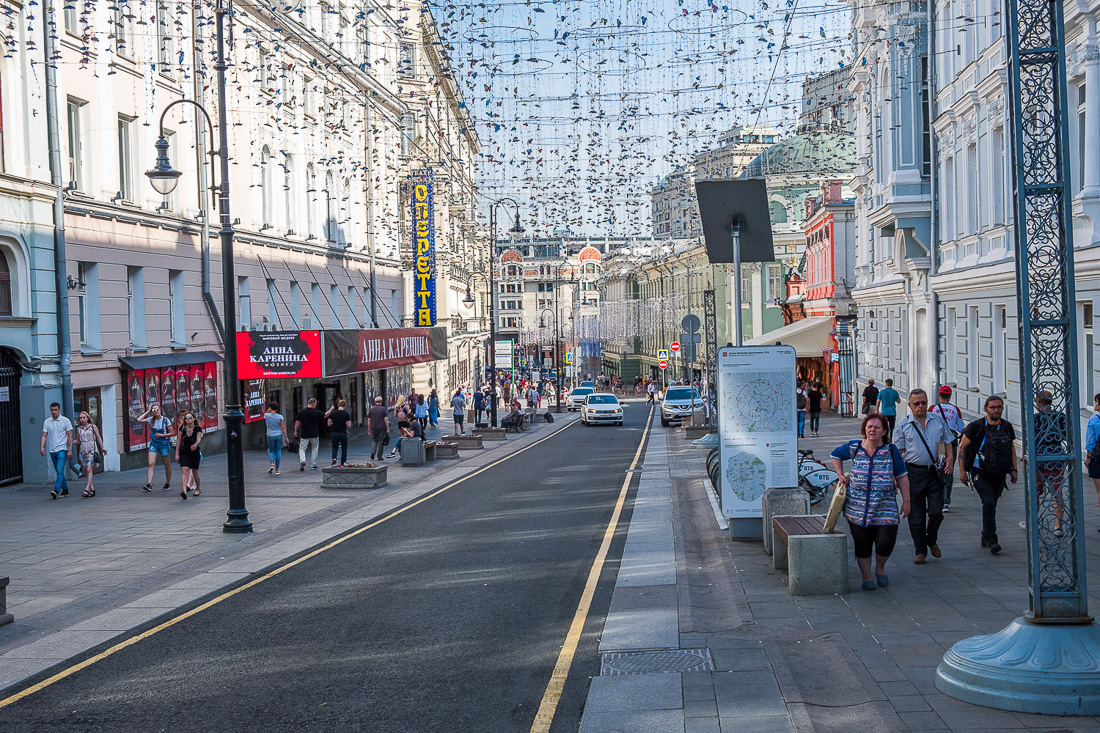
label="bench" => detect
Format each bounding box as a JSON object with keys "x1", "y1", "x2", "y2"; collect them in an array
[
  {"x1": 0, "y1": 576, "x2": 12, "y2": 626},
  {"x1": 423, "y1": 440, "x2": 437, "y2": 462},
  {"x1": 501, "y1": 414, "x2": 529, "y2": 433},
  {"x1": 473, "y1": 426, "x2": 508, "y2": 441},
  {"x1": 772, "y1": 515, "x2": 848, "y2": 595}
]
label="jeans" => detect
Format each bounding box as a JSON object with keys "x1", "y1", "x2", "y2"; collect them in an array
[
  {"x1": 331, "y1": 432, "x2": 348, "y2": 465},
  {"x1": 475, "y1": 407, "x2": 484, "y2": 426},
  {"x1": 267, "y1": 436, "x2": 283, "y2": 469},
  {"x1": 298, "y1": 437, "x2": 319, "y2": 467},
  {"x1": 972, "y1": 474, "x2": 1005, "y2": 543},
  {"x1": 50, "y1": 450, "x2": 69, "y2": 492},
  {"x1": 797, "y1": 412, "x2": 806, "y2": 437},
  {"x1": 371, "y1": 428, "x2": 386, "y2": 457},
  {"x1": 393, "y1": 436, "x2": 402, "y2": 454},
  {"x1": 809, "y1": 411, "x2": 821, "y2": 433},
  {"x1": 906, "y1": 464, "x2": 945, "y2": 555}
]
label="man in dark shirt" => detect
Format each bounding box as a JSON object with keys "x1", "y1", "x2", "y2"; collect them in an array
[
  {"x1": 327, "y1": 399, "x2": 353, "y2": 467},
  {"x1": 807, "y1": 382, "x2": 824, "y2": 437},
  {"x1": 294, "y1": 398, "x2": 325, "y2": 471},
  {"x1": 959, "y1": 395, "x2": 1018, "y2": 554},
  {"x1": 862, "y1": 379, "x2": 879, "y2": 415},
  {"x1": 367, "y1": 396, "x2": 390, "y2": 461},
  {"x1": 473, "y1": 389, "x2": 486, "y2": 427}
]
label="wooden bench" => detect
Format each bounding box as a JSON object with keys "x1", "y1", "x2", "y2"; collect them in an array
[
  {"x1": 772, "y1": 515, "x2": 849, "y2": 595},
  {"x1": 0, "y1": 576, "x2": 12, "y2": 626},
  {"x1": 502, "y1": 414, "x2": 529, "y2": 433}
]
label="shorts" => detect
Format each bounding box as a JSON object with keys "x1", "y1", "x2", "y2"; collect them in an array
[
  {"x1": 454, "y1": 414, "x2": 464, "y2": 425},
  {"x1": 149, "y1": 441, "x2": 171, "y2": 457},
  {"x1": 1089, "y1": 459, "x2": 1100, "y2": 480}
]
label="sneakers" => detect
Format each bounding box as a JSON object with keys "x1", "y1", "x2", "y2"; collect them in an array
[
  {"x1": 990, "y1": 542, "x2": 1002, "y2": 554},
  {"x1": 310, "y1": 464, "x2": 318, "y2": 469},
  {"x1": 943, "y1": 504, "x2": 950, "y2": 513},
  {"x1": 50, "y1": 489, "x2": 69, "y2": 499},
  {"x1": 1019, "y1": 521, "x2": 1027, "y2": 530},
  {"x1": 50, "y1": 490, "x2": 58, "y2": 499},
  {"x1": 162, "y1": 483, "x2": 171, "y2": 491},
  {"x1": 142, "y1": 484, "x2": 153, "y2": 492},
  {"x1": 268, "y1": 464, "x2": 274, "y2": 474},
  {"x1": 300, "y1": 462, "x2": 306, "y2": 472},
  {"x1": 331, "y1": 459, "x2": 338, "y2": 466},
  {"x1": 275, "y1": 469, "x2": 280, "y2": 475}
]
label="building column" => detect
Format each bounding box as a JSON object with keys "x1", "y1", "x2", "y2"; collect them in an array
[{"x1": 1084, "y1": 43, "x2": 1100, "y2": 196}]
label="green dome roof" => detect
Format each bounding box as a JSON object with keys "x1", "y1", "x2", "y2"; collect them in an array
[{"x1": 740, "y1": 130, "x2": 856, "y2": 179}]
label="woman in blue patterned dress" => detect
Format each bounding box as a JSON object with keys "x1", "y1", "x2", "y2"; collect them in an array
[{"x1": 830, "y1": 413, "x2": 911, "y2": 590}]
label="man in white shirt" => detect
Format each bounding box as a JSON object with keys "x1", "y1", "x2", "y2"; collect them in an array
[
  {"x1": 930, "y1": 386, "x2": 966, "y2": 512},
  {"x1": 895, "y1": 389, "x2": 955, "y2": 564},
  {"x1": 40, "y1": 402, "x2": 73, "y2": 499}
]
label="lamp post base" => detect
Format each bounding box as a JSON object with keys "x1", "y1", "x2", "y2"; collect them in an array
[{"x1": 936, "y1": 616, "x2": 1100, "y2": 714}]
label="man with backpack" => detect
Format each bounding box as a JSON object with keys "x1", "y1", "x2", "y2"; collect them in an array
[
  {"x1": 958, "y1": 395, "x2": 1019, "y2": 554},
  {"x1": 930, "y1": 386, "x2": 966, "y2": 511},
  {"x1": 796, "y1": 381, "x2": 808, "y2": 438}
]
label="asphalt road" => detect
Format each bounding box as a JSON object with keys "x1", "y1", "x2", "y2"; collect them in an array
[{"x1": 1, "y1": 403, "x2": 653, "y2": 732}]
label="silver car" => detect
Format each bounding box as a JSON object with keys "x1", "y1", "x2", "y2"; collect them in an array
[
  {"x1": 567, "y1": 387, "x2": 594, "y2": 411},
  {"x1": 660, "y1": 386, "x2": 704, "y2": 427},
  {"x1": 581, "y1": 393, "x2": 624, "y2": 426}
]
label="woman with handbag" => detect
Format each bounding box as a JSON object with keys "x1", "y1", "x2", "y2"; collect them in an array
[
  {"x1": 830, "y1": 413, "x2": 911, "y2": 590},
  {"x1": 75, "y1": 411, "x2": 104, "y2": 498},
  {"x1": 175, "y1": 411, "x2": 203, "y2": 499}
]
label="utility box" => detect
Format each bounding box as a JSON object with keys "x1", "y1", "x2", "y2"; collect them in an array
[{"x1": 400, "y1": 437, "x2": 426, "y2": 466}]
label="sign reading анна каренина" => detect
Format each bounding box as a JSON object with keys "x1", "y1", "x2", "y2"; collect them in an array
[{"x1": 411, "y1": 169, "x2": 436, "y2": 326}]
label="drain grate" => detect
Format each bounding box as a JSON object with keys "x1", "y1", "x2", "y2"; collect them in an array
[{"x1": 601, "y1": 648, "x2": 715, "y2": 676}]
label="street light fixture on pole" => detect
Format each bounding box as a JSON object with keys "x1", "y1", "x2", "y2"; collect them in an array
[
  {"x1": 146, "y1": 0, "x2": 250, "y2": 534},
  {"x1": 486, "y1": 198, "x2": 524, "y2": 427}
]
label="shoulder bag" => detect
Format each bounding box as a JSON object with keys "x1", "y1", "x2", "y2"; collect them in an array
[{"x1": 910, "y1": 418, "x2": 948, "y2": 489}]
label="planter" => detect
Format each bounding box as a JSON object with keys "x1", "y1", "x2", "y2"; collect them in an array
[
  {"x1": 445, "y1": 434, "x2": 484, "y2": 450},
  {"x1": 435, "y1": 442, "x2": 460, "y2": 459},
  {"x1": 472, "y1": 427, "x2": 507, "y2": 441},
  {"x1": 322, "y1": 464, "x2": 388, "y2": 489},
  {"x1": 684, "y1": 425, "x2": 716, "y2": 440}
]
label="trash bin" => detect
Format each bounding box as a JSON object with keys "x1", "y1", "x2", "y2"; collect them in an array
[{"x1": 400, "y1": 437, "x2": 426, "y2": 466}]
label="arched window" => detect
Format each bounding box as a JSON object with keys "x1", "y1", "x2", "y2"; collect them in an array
[
  {"x1": 260, "y1": 146, "x2": 272, "y2": 226},
  {"x1": 284, "y1": 154, "x2": 295, "y2": 233},
  {"x1": 769, "y1": 200, "x2": 788, "y2": 224},
  {"x1": 0, "y1": 251, "x2": 11, "y2": 316},
  {"x1": 324, "y1": 171, "x2": 336, "y2": 242},
  {"x1": 305, "y1": 163, "x2": 315, "y2": 238}
]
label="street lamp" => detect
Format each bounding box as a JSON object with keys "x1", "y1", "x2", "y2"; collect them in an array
[
  {"x1": 486, "y1": 198, "x2": 523, "y2": 427},
  {"x1": 146, "y1": 0, "x2": 250, "y2": 534}
]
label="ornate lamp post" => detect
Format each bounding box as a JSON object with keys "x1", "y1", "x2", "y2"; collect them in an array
[
  {"x1": 486, "y1": 198, "x2": 524, "y2": 427},
  {"x1": 935, "y1": 0, "x2": 1100, "y2": 712},
  {"x1": 146, "y1": 0, "x2": 250, "y2": 533}
]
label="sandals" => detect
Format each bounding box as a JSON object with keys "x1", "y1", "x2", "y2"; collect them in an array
[
  {"x1": 81, "y1": 488, "x2": 95, "y2": 498},
  {"x1": 193, "y1": 488, "x2": 200, "y2": 496}
]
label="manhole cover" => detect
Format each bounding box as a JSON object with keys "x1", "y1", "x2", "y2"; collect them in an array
[{"x1": 601, "y1": 648, "x2": 715, "y2": 676}]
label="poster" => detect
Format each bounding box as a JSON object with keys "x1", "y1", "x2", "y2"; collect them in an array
[
  {"x1": 176, "y1": 368, "x2": 192, "y2": 419},
  {"x1": 190, "y1": 365, "x2": 204, "y2": 429},
  {"x1": 126, "y1": 370, "x2": 148, "y2": 451},
  {"x1": 494, "y1": 340, "x2": 514, "y2": 370},
  {"x1": 236, "y1": 330, "x2": 322, "y2": 379},
  {"x1": 160, "y1": 367, "x2": 176, "y2": 427},
  {"x1": 243, "y1": 379, "x2": 266, "y2": 423},
  {"x1": 323, "y1": 327, "x2": 448, "y2": 376},
  {"x1": 204, "y1": 362, "x2": 219, "y2": 430},
  {"x1": 410, "y1": 168, "x2": 436, "y2": 326},
  {"x1": 717, "y1": 346, "x2": 797, "y2": 519}
]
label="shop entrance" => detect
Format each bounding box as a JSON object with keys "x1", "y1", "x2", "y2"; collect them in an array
[
  {"x1": 0, "y1": 349, "x2": 22, "y2": 485},
  {"x1": 73, "y1": 388, "x2": 104, "y2": 475}
]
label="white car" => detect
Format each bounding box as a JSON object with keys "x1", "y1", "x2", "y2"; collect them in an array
[
  {"x1": 660, "y1": 385, "x2": 705, "y2": 427},
  {"x1": 581, "y1": 394, "x2": 624, "y2": 426},
  {"x1": 567, "y1": 387, "x2": 594, "y2": 411}
]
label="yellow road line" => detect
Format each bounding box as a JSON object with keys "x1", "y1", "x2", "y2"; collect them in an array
[
  {"x1": 529, "y1": 405, "x2": 654, "y2": 733},
  {"x1": 0, "y1": 419, "x2": 577, "y2": 711}
]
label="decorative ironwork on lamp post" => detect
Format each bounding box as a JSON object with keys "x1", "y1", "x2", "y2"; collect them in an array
[
  {"x1": 146, "y1": 0, "x2": 250, "y2": 533},
  {"x1": 936, "y1": 0, "x2": 1100, "y2": 712}
]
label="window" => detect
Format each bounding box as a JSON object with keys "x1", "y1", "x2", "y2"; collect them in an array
[
  {"x1": 305, "y1": 163, "x2": 316, "y2": 238},
  {"x1": 267, "y1": 279, "x2": 278, "y2": 326},
  {"x1": 921, "y1": 55, "x2": 931, "y2": 177},
  {"x1": 63, "y1": 2, "x2": 78, "y2": 33},
  {"x1": 946, "y1": 307, "x2": 957, "y2": 383},
  {"x1": 76, "y1": 262, "x2": 100, "y2": 350},
  {"x1": 766, "y1": 263, "x2": 782, "y2": 302},
  {"x1": 324, "y1": 171, "x2": 336, "y2": 242},
  {"x1": 740, "y1": 267, "x2": 751, "y2": 304},
  {"x1": 303, "y1": 77, "x2": 314, "y2": 116},
  {"x1": 113, "y1": 3, "x2": 132, "y2": 55},
  {"x1": 117, "y1": 116, "x2": 134, "y2": 201},
  {"x1": 155, "y1": 0, "x2": 173, "y2": 71},
  {"x1": 290, "y1": 282, "x2": 301, "y2": 327},
  {"x1": 992, "y1": 128, "x2": 1005, "y2": 226},
  {"x1": 401, "y1": 113, "x2": 415, "y2": 156},
  {"x1": 66, "y1": 99, "x2": 85, "y2": 190},
  {"x1": 169, "y1": 270, "x2": 185, "y2": 346},
  {"x1": 399, "y1": 43, "x2": 414, "y2": 76},
  {"x1": 127, "y1": 266, "x2": 145, "y2": 348},
  {"x1": 0, "y1": 251, "x2": 10, "y2": 317},
  {"x1": 239, "y1": 276, "x2": 251, "y2": 329},
  {"x1": 260, "y1": 146, "x2": 272, "y2": 226},
  {"x1": 1079, "y1": 83, "x2": 1087, "y2": 194},
  {"x1": 769, "y1": 200, "x2": 787, "y2": 224},
  {"x1": 943, "y1": 157, "x2": 955, "y2": 241},
  {"x1": 993, "y1": 305, "x2": 1007, "y2": 393},
  {"x1": 310, "y1": 283, "x2": 321, "y2": 329},
  {"x1": 330, "y1": 284, "x2": 340, "y2": 328},
  {"x1": 284, "y1": 154, "x2": 295, "y2": 233},
  {"x1": 390, "y1": 290, "x2": 400, "y2": 327},
  {"x1": 968, "y1": 306, "x2": 980, "y2": 390},
  {"x1": 1083, "y1": 302, "x2": 1095, "y2": 405},
  {"x1": 966, "y1": 142, "x2": 978, "y2": 234}
]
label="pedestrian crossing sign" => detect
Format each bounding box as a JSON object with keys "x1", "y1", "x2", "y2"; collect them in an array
[
  {"x1": 565, "y1": 353, "x2": 573, "y2": 364},
  {"x1": 658, "y1": 349, "x2": 669, "y2": 360}
]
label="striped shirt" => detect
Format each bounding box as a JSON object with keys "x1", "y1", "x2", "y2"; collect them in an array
[{"x1": 831, "y1": 440, "x2": 908, "y2": 527}]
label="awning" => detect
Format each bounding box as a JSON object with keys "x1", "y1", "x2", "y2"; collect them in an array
[
  {"x1": 119, "y1": 350, "x2": 223, "y2": 371},
  {"x1": 745, "y1": 317, "x2": 832, "y2": 358}
]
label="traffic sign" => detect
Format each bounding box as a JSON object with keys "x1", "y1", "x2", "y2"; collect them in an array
[
  {"x1": 659, "y1": 360, "x2": 668, "y2": 370},
  {"x1": 657, "y1": 349, "x2": 669, "y2": 360},
  {"x1": 565, "y1": 353, "x2": 573, "y2": 364},
  {"x1": 670, "y1": 341, "x2": 681, "y2": 352}
]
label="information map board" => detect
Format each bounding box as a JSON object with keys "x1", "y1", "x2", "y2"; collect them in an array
[{"x1": 717, "y1": 346, "x2": 797, "y2": 518}]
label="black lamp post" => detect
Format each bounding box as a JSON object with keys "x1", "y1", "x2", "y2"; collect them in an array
[
  {"x1": 146, "y1": 0, "x2": 250, "y2": 534},
  {"x1": 486, "y1": 198, "x2": 523, "y2": 427}
]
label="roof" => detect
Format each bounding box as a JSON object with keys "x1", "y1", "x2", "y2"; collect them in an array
[{"x1": 740, "y1": 131, "x2": 856, "y2": 179}]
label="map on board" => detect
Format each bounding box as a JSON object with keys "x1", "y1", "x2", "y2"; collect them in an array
[
  {"x1": 720, "y1": 371, "x2": 793, "y2": 434},
  {"x1": 725, "y1": 451, "x2": 769, "y2": 504}
]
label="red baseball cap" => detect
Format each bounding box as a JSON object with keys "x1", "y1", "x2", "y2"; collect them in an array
[{"x1": 939, "y1": 386, "x2": 952, "y2": 396}]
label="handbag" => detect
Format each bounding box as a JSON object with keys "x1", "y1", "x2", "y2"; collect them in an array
[
  {"x1": 287, "y1": 439, "x2": 301, "y2": 454},
  {"x1": 823, "y1": 478, "x2": 847, "y2": 533},
  {"x1": 861, "y1": 402, "x2": 870, "y2": 415},
  {"x1": 911, "y1": 417, "x2": 949, "y2": 489}
]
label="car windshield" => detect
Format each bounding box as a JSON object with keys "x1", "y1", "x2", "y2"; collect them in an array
[
  {"x1": 587, "y1": 395, "x2": 618, "y2": 404},
  {"x1": 665, "y1": 387, "x2": 699, "y2": 401},
  {"x1": 571, "y1": 388, "x2": 594, "y2": 397}
]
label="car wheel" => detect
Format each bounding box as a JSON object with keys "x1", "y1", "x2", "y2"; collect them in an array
[{"x1": 660, "y1": 417, "x2": 669, "y2": 427}]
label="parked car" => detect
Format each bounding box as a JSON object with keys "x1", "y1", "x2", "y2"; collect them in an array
[
  {"x1": 581, "y1": 394, "x2": 624, "y2": 426},
  {"x1": 660, "y1": 386, "x2": 704, "y2": 427},
  {"x1": 580, "y1": 380, "x2": 595, "y2": 389},
  {"x1": 567, "y1": 387, "x2": 595, "y2": 411}
]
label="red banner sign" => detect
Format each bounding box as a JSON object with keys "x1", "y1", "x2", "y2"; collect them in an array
[
  {"x1": 236, "y1": 331, "x2": 322, "y2": 379},
  {"x1": 323, "y1": 327, "x2": 448, "y2": 376}
]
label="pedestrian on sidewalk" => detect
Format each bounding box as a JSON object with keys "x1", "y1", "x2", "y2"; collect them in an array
[
  {"x1": 930, "y1": 386, "x2": 965, "y2": 511},
  {"x1": 41, "y1": 402, "x2": 74, "y2": 499},
  {"x1": 328, "y1": 399, "x2": 352, "y2": 467},
  {"x1": 647, "y1": 381, "x2": 656, "y2": 404},
  {"x1": 415, "y1": 394, "x2": 429, "y2": 431},
  {"x1": 808, "y1": 381, "x2": 824, "y2": 437},
  {"x1": 894, "y1": 389, "x2": 955, "y2": 564},
  {"x1": 1031, "y1": 390, "x2": 1066, "y2": 533},
  {"x1": 473, "y1": 387, "x2": 485, "y2": 427},
  {"x1": 1084, "y1": 394, "x2": 1100, "y2": 514},
  {"x1": 74, "y1": 411, "x2": 104, "y2": 498},
  {"x1": 138, "y1": 404, "x2": 176, "y2": 492},
  {"x1": 428, "y1": 389, "x2": 440, "y2": 428},
  {"x1": 294, "y1": 398, "x2": 324, "y2": 471},
  {"x1": 829, "y1": 413, "x2": 911, "y2": 590},
  {"x1": 796, "y1": 381, "x2": 808, "y2": 438},
  {"x1": 877, "y1": 379, "x2": 901, "y2": 437},
  {"x1": 958, "y1": 395, "x2": 1018, "y2": 554},
  {"x1": 861, "y1": 379, "x2": 879, "y2": 415},
  {"x1": 451, "y1": 388, "x2": 467, "y2": 435},
  {"x1": 264, "y1": 402, "x2": 289, "y2": 474},
  {"x1": 368, "y1": 396, "x2": 390, "y2": 461},
  {"x1": 175, "y1": 411, "x2": 203, "y2": 498}
]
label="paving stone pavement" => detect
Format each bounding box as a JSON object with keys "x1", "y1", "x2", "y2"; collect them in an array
[
  {"x1": 582, "y1": 409, "x2": 1100, "y2": 732},
  {"x1": 0, "y1": 413, "x2": 579, "y2": 692}
]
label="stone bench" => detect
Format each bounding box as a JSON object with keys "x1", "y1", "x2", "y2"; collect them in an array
[
  {"x1": 446, "y1": 434, "x2": 484, "y2": 450},
  {"x1": 0, "y1": 576, "x2": 11, "y2": 626},
  {"x1": 772, "y1": 515, "x2": 848, "y2": 596},
  {"x1": 322, "y1": 465, "x2": 388, "y2": 489},
  {"x1": 435, "y1": 442, "x2": 460, "y2": 459},
  {"x1": 424, "y1": 440, "x2": 437, "y2": 462},
  {"x1": 473, "y1": 426, "x2": 508, "y2": 441},
  {"x1": 762, "y1": 488, "x2": 811, "y2": 557}
]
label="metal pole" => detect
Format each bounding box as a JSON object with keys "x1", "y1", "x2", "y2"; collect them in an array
[
  {"x1": 215, "y1": 1, "x2": 251, "y2": 533},
  {"x1": 554, "y1": 266, "x2": 562, "y2": 412},
  {"x1": 488, "y1": 206, "x2": 498, "y2": 427},
  {"x1": 732, "y1": 227, "x2": 743, "y2": 348}
]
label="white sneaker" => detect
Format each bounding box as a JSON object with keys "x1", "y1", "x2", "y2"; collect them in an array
[
  {"x1": 1019, "y1": 521, "x2": 1027, "y2": 530},
  {"x1": 942, "y1": 504, "x2": 950, "y2": 513}
]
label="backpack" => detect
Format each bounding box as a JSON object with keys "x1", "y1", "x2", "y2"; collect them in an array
[
  {"x1": 543, "y1": 412, "x2": 554, "y2": 423},
  {"x1": 971, "y1": 422, "x2": 1013, "y2": 476},
  {"x1": 796, "y1": 391, "x2": 807, "y2": 410}
]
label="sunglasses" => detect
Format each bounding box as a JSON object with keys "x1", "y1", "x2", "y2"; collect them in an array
[
  {"x1": 910, "y1": 400, "x2": 927, "y2": 406},
  {"x1": 184, "y1": 416, "x2": 195, "y2": 420}
]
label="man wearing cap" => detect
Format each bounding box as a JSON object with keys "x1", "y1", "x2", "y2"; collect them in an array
[{"x1": 930, "y1": 386, "x2": 965, "y2": 511}]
